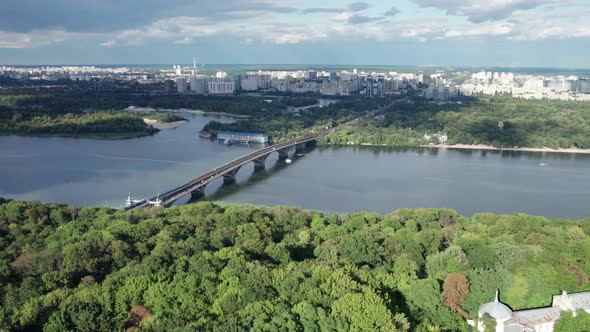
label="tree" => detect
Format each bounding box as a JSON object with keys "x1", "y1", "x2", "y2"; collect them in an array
[
  {"x1": 480, "y1": 313, "x2": 496, "y2": 332},
  {"x1": 442, "y1": 273, "x2": 469, "y2": 318},
  {"x1": 554, "y1": 309, "x2": 590, "y2": 332}
]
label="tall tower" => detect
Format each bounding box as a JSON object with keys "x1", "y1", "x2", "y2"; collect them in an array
[{"x1": 192, "y1": 57, "x2": 198, "y2": 77}]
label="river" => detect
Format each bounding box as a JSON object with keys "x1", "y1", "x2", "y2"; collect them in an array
[{"x1": 1, "y1": 113, "x2": 589, "y2": 219}]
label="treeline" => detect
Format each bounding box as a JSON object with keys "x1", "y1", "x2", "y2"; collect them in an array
[
  {"x1": 0, "y1": 92, "x2": 318, "y2": 117},
  {"x1": 204, "y1": 98, "x2": 388, "y2": 143},
  {"x1": 1, "y1": 198, "x2": 589, "y2": 331},
  {"x1": 325, "y1": 97, "x2": 590, "y2": 149},
  {"x1": 0, "y1": 111, "x2": 158, "y2": 139}
]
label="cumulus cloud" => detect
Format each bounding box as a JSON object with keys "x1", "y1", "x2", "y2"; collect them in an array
[
  {"x1": 412, "y1": 0, "x2": 552, "y2": 22},
  {"x1": 384, "y1": 7, "x2": 400, "y2": 16},
  {"x1": 0, "y1": 0, "x2": 297, "y2": 33},
  {"x1": 347, "y1": 15, "x2": 383, "y2": 25},
  {"x1": 0, "y1": 29, "x2": 96, "y2": 48},
  {"x1": 0, "y1": 0, "x2": 589, "y2": 50},
  {"x1": 303, "y1": 2, "x2": 370, "y2": 14}
]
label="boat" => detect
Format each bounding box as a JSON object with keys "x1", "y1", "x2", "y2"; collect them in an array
[
  {"x1": 198, "y1": 131, "x2": 212, "y2": 139},
  {"x1": 126, "y1": 193, "x2": 144, "y2": 207},
  {"x1": 539, "y1": 163, "x2": 547, "y2": 166},
  {"x1": 285, "y1": 158, "x2": 292, "y2": 164}
]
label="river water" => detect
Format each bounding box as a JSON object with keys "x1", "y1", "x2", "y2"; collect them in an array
[{"x1": 1, "y1": 113, "x2": 589, "y2": 219}]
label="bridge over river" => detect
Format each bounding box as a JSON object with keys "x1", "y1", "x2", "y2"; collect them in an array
[
  {"x1": 125, "y1": 102, "x2": 392, "y2": 210},
  {"x1": 125, "y1": 129, "x2": 332, "y2": 210}
]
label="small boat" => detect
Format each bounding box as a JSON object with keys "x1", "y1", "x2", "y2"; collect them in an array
[
  {"x1": 126, "y1": 193, "x2": 144, "y2": 207},
  {"x1": 198, "y1": 131, "x2": 212, "y2": 139},
  {"x1": 285, "y1": 158, "x2": 292, "y2": 164},
  {"x1": 539, "y1": 163, "x2": 547, "y2": 166}
]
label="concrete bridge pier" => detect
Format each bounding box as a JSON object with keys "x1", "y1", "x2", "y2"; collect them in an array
[
  {"x1": 223, "y1": 167, "x2": 241, "y2": 185},
  {"x1": 191, "y1": 187, "x2": 205, "y2": 200},
  {"x1": 253, "y1": 155, "x2": 268, "y2": 171},
  {"x1": 277, "y1": 148, "x2": 289, "y2": 160},
  {"x1": 295, "y1": 143, "x2": 306, "y2": 154}
]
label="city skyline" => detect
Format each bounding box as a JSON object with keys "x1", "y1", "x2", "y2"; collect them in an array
[{"x1": 1, "y1": 0, "x2": 589, "y2": 67}]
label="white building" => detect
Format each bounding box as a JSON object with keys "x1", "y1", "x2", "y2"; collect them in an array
[
  {"x1": 215, "y1": 71, "x2": 228, "y2": 79},
  {"x1": 208, "y1": 81, "x2": 235, "y2": 94},
  {"x1": 471, "y1": 290, "x2": 590, "y2": 332},
  {"x1": 241, "y1": 76, "x2": 259, "y2": 91}
]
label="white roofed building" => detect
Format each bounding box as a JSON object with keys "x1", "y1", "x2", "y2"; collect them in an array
[{"x1": 470, "y1": 290, "x2": 590, "y2": 332}]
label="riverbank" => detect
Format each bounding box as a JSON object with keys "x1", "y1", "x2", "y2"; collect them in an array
[
  {"x1": 421, "y1": 143, "x2": 590, "y2": 154},
  {"x1": 143, "y1": 118, "x2": 188, "y2": 129},
  {"x1": 126, "y1": 106, "x2": 252, "y2": 118}
]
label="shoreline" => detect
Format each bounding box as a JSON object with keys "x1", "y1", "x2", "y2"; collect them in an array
[
  {"x1": 127, "y1": 106, "x2": 252, "y2": 119},
  {"x1": 143, "y1": 118, "x2": 188, "y2": 129},
  {"x1": 420, "y1": 143, "x2": 590, "y2": 154}
]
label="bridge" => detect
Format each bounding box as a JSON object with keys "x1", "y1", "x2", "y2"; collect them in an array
[
  {"x1": 125, "y1": 129, "x2": 332, "y2": 210},
  {"x1": 125, "y1": 101, "x2": 394, "y2": 210}
]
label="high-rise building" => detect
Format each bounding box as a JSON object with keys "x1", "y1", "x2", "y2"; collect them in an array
[
  {"x1": 208, "y1": 81, "x2": 235, "y2": 94},
  {"x1": 176, "y1": 77, "x2": 188, "y2": 93},
  {"x1": 190, "y1": 75, "x2": 208, "y2": 94},
  {"x1": 241, "y1": 76, "x2": 259, "y2": 91}
]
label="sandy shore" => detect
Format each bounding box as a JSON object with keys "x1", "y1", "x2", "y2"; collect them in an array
[
  {"x1": 143, "y1": 118, "x2": 188, "y2": 129},
  {"x1": 421, "y1": 143, "x2": 590, "y2": 154}
]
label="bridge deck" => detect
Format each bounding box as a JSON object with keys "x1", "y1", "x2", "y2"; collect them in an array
[{"x1": 126, "y1": 130, "x2": 329, "y2": 210}]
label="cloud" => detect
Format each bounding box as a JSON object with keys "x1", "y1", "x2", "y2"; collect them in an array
[
  {"x1": 412, "y1": 0, "x2": 552, "y2": 22},
  {"x1": 303, "y1": 2, "x2": 370, "y2": 14},
  {"x1": 384, "y1": 7, "x2": 400, "y2": 16},
  {"x1": 348, "y1": 2, "x2": 371, "y2": 12},
  {"x1": 0, "y1": 0, "x2": 298, "y2": 33},
  {"x1": 1, "y1": 0, "x2": 589, "y2": 50},
  {"x1": 0, "y1": 29, "x2": 95, "y2": 48},
  {"x1": 347, "y1": 15, "x2": 383, "y2": 25},
  {"x1": 444, "y1": 22, "x2": 514, "y2": 37}
]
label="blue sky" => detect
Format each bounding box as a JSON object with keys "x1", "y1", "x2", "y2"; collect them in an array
[{"x1": 0, "y1": 0, "x2": 589, "y2": 67}]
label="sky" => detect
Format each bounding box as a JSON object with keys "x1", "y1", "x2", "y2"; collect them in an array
[{"x1": 0, "y1": 0, "x2": 589, "y2": 67}]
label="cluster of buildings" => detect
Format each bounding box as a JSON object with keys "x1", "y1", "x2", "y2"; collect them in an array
[
  {"x1": 0, "y1": 65, "x2": 148, "y2": 82},
  {"x1": 168, "y1": 66, "x2": 442, "y2": 98},
  {"x1": 470, "y1": 290, "x2": 590, "y2": 332},
  {"x1": 4, "y1": 64, "x2": 589, "y2": 102},
  {"x1": 460, "y1": 70, "x2": 590, "y2": 101},
  {"x1": 216, "y1": 131, "x2": 269, "y2": 144}
]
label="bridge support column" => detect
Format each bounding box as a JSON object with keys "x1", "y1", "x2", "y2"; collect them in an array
[
  {"x1": 295, "y1": 143, "x2": 306, "y2": 154},
  {"x1": 277, "y1": 148, "x2": 289, "y2": 160},
  {"x1": 223, "y1": 167, "x2": 241, "y2": 185},
  {"x1": 191, "y1": 187, "x2": 205, "y2": 200},
  {"x1": 253, "y1": 155, "x2": 268, "y2": 172}
]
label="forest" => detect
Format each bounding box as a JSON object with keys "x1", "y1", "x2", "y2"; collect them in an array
[
  {"x1": 323, "y1": 97, "x2": 590, "y2": 149},
  {"x1": 0, "y1": 111, "x2": 159, "y2": 139},
  {"x1": 0, "y1": 91, "x2": 318, "y2": 117},
  {"x1": 203, "y1": 98, "x2": 388, "y2": 143},
  {"x1": 0, "y1": 89, "x2": 320, "y2": 138},
  {"x1": 1, "y1": 198, "x2": 589, "y2": 331}
]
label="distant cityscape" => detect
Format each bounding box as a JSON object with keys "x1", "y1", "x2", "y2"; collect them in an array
[{"x1": 2, "y1": 63, "x2": 590, "y2": 101}]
